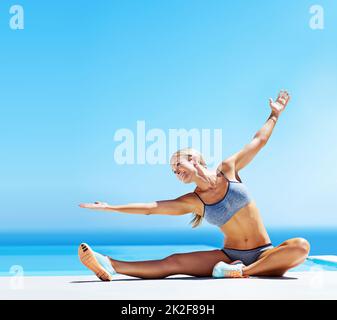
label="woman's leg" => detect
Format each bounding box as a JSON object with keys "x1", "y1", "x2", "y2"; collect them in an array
[
  {"x1": 242, "y1": 238, "x2": 310, "y2": 277},
  {"x1": 109, "y1": 249, "x2": 232, "y2": 279}
]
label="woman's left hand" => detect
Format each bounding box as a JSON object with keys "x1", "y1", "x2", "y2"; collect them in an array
[
  {"x1": 79, "y1": 201, "x2": 109, "y2": 210},
  {"x1": 269, "y1": 90, "x2": 291, "y2": 117}
]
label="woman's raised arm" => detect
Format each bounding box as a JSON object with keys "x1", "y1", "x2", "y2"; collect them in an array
[
  {"x1": 222, "y1": 90, "x2": 291, "y2": 172},
  {"x1": 79, "y1": 193, "x2": 198, "y2": 216}
]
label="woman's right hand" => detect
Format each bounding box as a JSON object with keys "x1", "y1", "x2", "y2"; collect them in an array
[
  {"x1": 79, "y1": 201, "x2": 109, "y2": 210},
  {"x1": 269, "y1": 90, "x2": 291, "y2": 117}
]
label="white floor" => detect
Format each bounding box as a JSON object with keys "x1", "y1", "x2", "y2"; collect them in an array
[{"x1": 1, "y1": 271, "x2": 337, "y2": 300}]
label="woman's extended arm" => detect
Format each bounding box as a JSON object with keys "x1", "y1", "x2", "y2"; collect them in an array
[
  {"x1": 79, "y1": 193, "x2": 198, "y2": 216},
  {"x1": 223, "y1": 90, "x2": 290, "y2": 172}
]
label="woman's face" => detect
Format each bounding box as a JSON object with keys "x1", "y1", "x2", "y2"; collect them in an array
[{"x1": 170, "y1": 155, "x2": 197, "y2": 184}]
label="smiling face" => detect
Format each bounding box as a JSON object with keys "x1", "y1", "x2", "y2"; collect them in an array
[
  {"x1": 170, "y1": 154, "x2": 196, "y2": 183},
  {"x1": 170, "y1": 148, "x2": 207, "y2": 184}
]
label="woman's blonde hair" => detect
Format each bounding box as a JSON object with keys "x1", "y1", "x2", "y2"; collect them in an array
[{"x1": 170, "y1": 148, "x2": 207, "y2": 228}]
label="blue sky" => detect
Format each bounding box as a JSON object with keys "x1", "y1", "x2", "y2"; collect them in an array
[{"x1": 0, "y1": 0, "x2": 337, "y2": 233}]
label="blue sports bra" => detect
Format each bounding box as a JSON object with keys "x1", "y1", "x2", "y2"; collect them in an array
[{"x1": 194, "y1": 171, "x2": 253, "y2": 227}]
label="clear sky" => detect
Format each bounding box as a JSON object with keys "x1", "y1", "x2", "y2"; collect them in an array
[{"x1": 0, "y1": 0, "x2": 337, "y2": 233}]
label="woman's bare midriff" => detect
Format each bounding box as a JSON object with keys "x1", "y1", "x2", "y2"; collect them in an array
[
  {"x1": 193, "y1": 171, "x2": 271, "y2": 250},
  {"x1": 219, "y1": 201, "x2": 271, "y2": 249}
]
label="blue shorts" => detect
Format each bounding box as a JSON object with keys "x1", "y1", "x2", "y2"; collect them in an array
[{"x1": 221, "y1": 243, "x2": 274, "y2": 266}]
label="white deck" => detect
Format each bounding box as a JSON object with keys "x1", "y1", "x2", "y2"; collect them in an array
[{"x1": 1, "y1": 271, "x2": 337, "y2": 300}]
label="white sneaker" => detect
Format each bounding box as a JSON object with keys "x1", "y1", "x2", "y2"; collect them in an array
[
  {"x1": 212, "y1": 260, "x2": 245, "y2": 278},
  {"x1": 78, "y1": 243, "x2": 116, "y2": 281}
]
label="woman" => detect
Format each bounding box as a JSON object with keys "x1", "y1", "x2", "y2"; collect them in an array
[{"x1": 79, "y1": 90, "x2": 310, "y2": 281}]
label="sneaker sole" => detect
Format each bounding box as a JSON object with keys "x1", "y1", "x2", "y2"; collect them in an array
[
  {"x1": 78, "y1": 243, "x2": 113, "y2": 282},
  {"x1": 226, "y1": 270, "x2": 244, "y2": 278}
]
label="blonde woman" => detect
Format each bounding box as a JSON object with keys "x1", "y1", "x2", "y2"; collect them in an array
[{"x1": 79, "y1": 90, "x2": 310, "y2": 281}]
